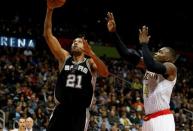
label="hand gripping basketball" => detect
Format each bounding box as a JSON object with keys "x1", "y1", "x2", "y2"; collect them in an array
[{"x1": 47, "y1": 0, "x2": 66, "y2": 9}]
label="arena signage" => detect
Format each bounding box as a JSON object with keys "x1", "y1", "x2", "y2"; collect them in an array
[{"x1": 0, "y1": 36, "x2": 35, "y2": 48}]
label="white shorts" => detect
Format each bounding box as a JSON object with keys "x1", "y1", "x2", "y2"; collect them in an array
[{"x1": 142, "y1": 114, "x2": 175, "y2": 131}]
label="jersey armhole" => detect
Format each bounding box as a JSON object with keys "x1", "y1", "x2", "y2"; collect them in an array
[
  {"x1": 59, "y1": 55, "x2": 71, "y2": 73},
  {"x1": 86, "y1": 58, "x2": 98, "y2": 77}
]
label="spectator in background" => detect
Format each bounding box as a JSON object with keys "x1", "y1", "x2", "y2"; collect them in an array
[
  {"x1": 10, "y1": 118, "x2": 26, "y2": 131},
  {"x1": 0, "y1": 123, "x2": 8, "y2": 131},
  {"x1": 25, "y1": 117, "x2": 40, "y2": 131},
  {"x1": 23, "y1": 48, "x2": 32, "y2": 57},
  {"x1": 119, "y1": 112, "x2": 132, "y2": 130}
]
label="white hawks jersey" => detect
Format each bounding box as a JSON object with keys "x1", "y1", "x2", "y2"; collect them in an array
[{"x1": 143, "y1": 70, "x2": 176, "y2": 115}]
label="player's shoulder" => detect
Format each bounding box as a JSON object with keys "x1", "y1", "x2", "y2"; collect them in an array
[
  {"x1": 163, "y1": 62, "x2": 177, "y2": 80},
  {"x1": 163, "y1": 62, "x2": 177, "y2": 71},
  {"x1": 86, "y1": 58, "x2": 98, "y2": 73}
]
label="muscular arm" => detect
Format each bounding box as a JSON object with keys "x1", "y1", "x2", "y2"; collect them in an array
[
  {"x1": 111, "y1": 32, "x2": 141, "y2": 66},
  {"x1": 142, "y1": 45, "x2": 177, "y2": 80},
  {"x1": 106, "y1": 12, "x2": 141, "y2": 66},
  {"x1": 82, "y1": 38, "x2": 109, "y2": 77},
  {"x1": 89, "y1": 54, "x2": 109, "y2": 77},
  {"x1": 43, "y1": 8, "x2": 69, "y2": 65},
  {"x1": 139, "y1": 25, "x2": 167, "y2": 75},
  {"x1": 139, "y1": 25, "x2": 177, "y2": 80},
  {"x1": 142, "y1": 44, "x2": 166, "y2": 75}
]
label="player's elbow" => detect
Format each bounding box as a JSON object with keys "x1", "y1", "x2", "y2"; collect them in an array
[
  {"x1": 43, "y1": 31, "x2": 49, "y2": 41},
  {"x1": 100, "y1": 70, "x2": 109, "y2": 77},
  {"x1": 43, "y1": 31, "x2": 49, "y2": 39},
  {"x1": 43, "y1": 29, "x2": 52, "y2": 39}
]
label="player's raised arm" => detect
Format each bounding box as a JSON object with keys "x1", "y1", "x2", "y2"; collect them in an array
[
  {"x1": 106, "y1": 12, "x2": 141, "y2": 66},
  {"x1": 139, "y1": 25, "x2": 165, "y2": 73},
  {"x1": 81, "y1": 37, "x2": 109, "y2": 77},
  {"x1": 43, "y1": 0, "x2": 69, "y2": 64},
  {"x1": 139, "y1": 25, "x2": 177, "y2": 80}
]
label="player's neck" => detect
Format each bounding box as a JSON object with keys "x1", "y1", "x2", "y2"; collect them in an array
[{"x1": 73, "y1": 55, "x2": 84, "y2": 63}]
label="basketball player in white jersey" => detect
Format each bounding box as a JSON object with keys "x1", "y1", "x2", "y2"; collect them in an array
[{"x1": 107, "y1": 12, "x2": 177, "y2": 131}]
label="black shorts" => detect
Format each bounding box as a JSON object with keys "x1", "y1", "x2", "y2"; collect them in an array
[{"x1": 47, "y1": 104, "x2": 87, "y2": 131}]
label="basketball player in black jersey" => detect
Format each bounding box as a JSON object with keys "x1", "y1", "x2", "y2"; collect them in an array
[{"x1": 43, "y1": 0, "x2": 109, "y2": 131}]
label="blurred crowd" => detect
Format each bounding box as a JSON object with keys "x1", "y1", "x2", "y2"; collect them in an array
[
  {"x1": 0, "y1": 42, "x2": 193, "y2": 131},
  {"x1": 1, "y1": 15, "x2": 193, "y2": 130}
]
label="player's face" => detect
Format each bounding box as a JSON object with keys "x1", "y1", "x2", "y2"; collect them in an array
[
  {"x1": 153, "y1": 47, "x2": 170, "y2": 62},
  {"x1": 71, "y1": 38, "x2": 84, "y2": 54}
]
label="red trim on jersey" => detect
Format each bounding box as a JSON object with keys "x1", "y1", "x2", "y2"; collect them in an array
[{"x1": 143, "y1": 109, "x2": 173, "y2": 121}]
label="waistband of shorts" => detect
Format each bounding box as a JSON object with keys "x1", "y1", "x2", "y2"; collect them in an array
[{"x1": 143, "y1": 109, "x2": 173, "y2": 121}]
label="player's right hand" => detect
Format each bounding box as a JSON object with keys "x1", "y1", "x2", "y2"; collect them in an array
[
  {"x1": 106, "y1": 12, "x2": 116, "y2": 32},
  {"x1": 47, "y1": 0, "x2": 66, "y2": 9}
]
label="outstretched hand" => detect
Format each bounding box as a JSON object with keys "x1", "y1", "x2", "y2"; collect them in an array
[
  {"x1": 106, "y1": 12, "x2": 116, "y2": 32},
  {"x1": 47, "y1": 0, "x2": 66, "y2": 9},
  {"x1": 139, "y1": 25, "x2": 151, "y2": 44},
  {"x1": 81, "y1": 37, "x2": 95, "y2": 57}
]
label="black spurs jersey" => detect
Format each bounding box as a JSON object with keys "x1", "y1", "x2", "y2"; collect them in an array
[{"x1": 55, "y1": 56, "x2": 96, "y2": 108}]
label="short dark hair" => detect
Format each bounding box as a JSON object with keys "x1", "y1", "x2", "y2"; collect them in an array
[
  {"x1": 166, "y1": 47, "x2": 177, "y2": 62},
  {"x1": 77, "y1": 33, "x2": 86, "y2": 38}
]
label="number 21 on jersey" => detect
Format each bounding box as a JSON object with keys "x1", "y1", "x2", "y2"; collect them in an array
[{"x1": 66, "y1": 74, "x2": 82, "y2": 89}]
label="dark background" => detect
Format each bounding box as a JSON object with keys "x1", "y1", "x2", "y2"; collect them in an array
[{"x1": 0, "y1": 0, "x2": 193, "y2": 50}]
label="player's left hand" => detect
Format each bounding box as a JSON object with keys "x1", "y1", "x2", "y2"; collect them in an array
[
  {"x1": 139, "y1": 25, "x2": 151, "y2": 44},
  {"x1": 81, "y1": 37, "x2": 95, "y2": 57},
  {"x1": 106, "y1": 12, "x2": 116, "y2": 32}
]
